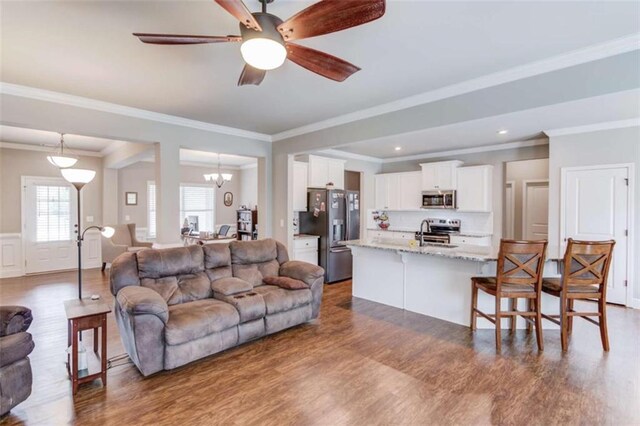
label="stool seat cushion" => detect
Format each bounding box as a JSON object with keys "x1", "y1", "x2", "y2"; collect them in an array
[
  {"x1": 472, "y1": 277, "x2": 535, "y2": 294},
  {"x1": 542, "y1": 278, "x2": 599, "y2": 294}
]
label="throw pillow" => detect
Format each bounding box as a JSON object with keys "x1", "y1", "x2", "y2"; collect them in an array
[{"x1": 263, "y1": 276, "x2": 309, "y2": 290}]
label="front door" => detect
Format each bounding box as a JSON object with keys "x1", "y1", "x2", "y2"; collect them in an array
[
  {"x1": 23, "y1": 177, "x2": 78, "y2": 274},
  {"x1": 563, "y1": 166, "x2": 629, "y2": 305}
]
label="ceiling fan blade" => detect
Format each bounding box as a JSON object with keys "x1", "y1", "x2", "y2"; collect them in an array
[
  {"x1": 278, "y1": 0, "x2": 385, "y2": 42},
  {"x1": 286, "y1": 43, "x2": 360, "y2": 82},
  {"x1": 133, "y1": 33, "x2": 242, "y2": 45},
  {"x1": 214, "y1": 0, "x2": 262, "y2": 31},
  {"x1": 238, "y1": 64, "x2": 266, "y2": 86}
]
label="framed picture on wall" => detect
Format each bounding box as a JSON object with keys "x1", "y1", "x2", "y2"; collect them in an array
[
  {"x1": 224, "y1": 192, "x2": 233, "y2": 207},
  {"x1": 125, "y1": 192, "x2": 138, "y2": 206}
]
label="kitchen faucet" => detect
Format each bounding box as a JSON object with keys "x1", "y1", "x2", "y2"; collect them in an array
[{"x1": 419, "y1": 219, "x2": 431, "y2": 247}]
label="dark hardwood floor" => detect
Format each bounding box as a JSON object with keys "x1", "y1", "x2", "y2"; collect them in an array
[{"x1": 1, "y1": 269, "x2": 638, "y2": 425}]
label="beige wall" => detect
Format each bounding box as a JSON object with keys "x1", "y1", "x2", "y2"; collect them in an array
[
  {"x1": 116, "y1": 161, "x2": 244, "y2": 230},
  {"x1": 548, "y1": 126, "x2": 640, "y2": 300},
  {"x1": 505, "y1": 158, "x2": 549, "y2": 240},
  {"x1": 0, "y1": 148, "x2": 103, "y2": 233},
  {"x1": 239, "y1": 166, "x2": 258, "y2": 210}
]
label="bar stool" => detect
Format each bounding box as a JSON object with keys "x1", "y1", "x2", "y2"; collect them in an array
[
  {"x1": 541, "y1": 239, "x2": 615, "y2": 352},
  {"x1": 471, "y1": 239, "x2": 548, "y2": 352}
]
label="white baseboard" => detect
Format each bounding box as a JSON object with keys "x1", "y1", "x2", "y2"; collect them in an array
[
  {"x1": 630, "y1": 298, "x2": 640, "y2": 309},
  {"x1": 0, "y1": 233, "x2": 24, "y2": 278}
]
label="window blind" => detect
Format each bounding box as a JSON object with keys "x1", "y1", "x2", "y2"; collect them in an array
[
  {"x1": 147, "y1": 183, "x2": 214, "y2": 237},
  {"x1": 36, "y1": 185, "x2": 71, "y2": 242}
]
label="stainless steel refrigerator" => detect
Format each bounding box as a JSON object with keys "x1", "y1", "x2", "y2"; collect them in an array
[{"x1": 299, "y1": 189, "x2": 360, "y2": 283}]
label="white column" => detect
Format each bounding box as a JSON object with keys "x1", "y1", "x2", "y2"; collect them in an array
[
  {"x1": 102, "y1": 168, "x2": 118, "y2": 225},
  {"x1": 154, "y1": 143, "x2": 181, "y2": 245}
]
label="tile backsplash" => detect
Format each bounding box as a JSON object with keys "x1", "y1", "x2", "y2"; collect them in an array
[{"x1": 367, "y1": 209, "x2": 493, "y2": 235}]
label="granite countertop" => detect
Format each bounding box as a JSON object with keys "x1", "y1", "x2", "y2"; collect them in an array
[
  {"x1": 344, "y1": 239, "x2": 499, "y2": 262},
  {"x1": 293, "y1": 234, "x2": 320, "y2": 240}
]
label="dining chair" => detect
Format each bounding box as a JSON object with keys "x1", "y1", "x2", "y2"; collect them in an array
[
  {"x1": 471, "y1": 239, "x2": 548, "y2": 351},
  {"x1": 541, "y1": 239, "x2": 615, "y2": 351}
]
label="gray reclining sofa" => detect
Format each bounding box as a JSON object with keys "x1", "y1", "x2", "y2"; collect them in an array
[{"x1": 110, "y1": 239, "x2": 324, "y2": 376}]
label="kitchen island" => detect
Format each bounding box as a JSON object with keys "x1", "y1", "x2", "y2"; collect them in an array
[{"x1": 345, "y1": 239, "x2": 560, "y2": 329}]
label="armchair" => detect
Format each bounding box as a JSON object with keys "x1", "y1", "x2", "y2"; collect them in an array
[
  {"x1": 101, "y1": 223, "x2": 152, "y2": 271},
  {"x1": 0, "y1": 306, "x2": 35, "y2": 416}
]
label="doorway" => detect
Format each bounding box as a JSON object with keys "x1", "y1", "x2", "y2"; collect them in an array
[
  {"x1": 503, "y1": 159, "x2": 549, "y2": 240},
  {"x1": 22, "y1": 176, "x2": 78, "y2": 274},
  {"x1": 561, "y1": 164, "x2": 632, "y2": 305},
  {"x1": 522, "y1": 180, "x2": 549, "y2": 240}
]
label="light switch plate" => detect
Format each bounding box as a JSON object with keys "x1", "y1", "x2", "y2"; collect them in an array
[
  {"x1": 125, "y1": 215, "x2": 131, "y2": 221},
  {"x1": 86, "y1": 216, "x2": 94, "y2": 223}
]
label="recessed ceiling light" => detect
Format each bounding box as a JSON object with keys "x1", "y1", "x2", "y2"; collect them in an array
[
  {"x1": 394, "y1": 146, "x2": 402, "y2": 151},
  {"x1": 497, "y1": 129, "x2": 508, "y2": 135}
]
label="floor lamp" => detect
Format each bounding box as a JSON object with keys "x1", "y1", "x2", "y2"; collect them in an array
[{"x1": 60, "y1": 168, "x2": 114, "y2": 300}]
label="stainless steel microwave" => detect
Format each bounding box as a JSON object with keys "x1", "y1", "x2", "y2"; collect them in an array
[{"x1": 421, "y1": 190, "x2": 456, "y2": 209}]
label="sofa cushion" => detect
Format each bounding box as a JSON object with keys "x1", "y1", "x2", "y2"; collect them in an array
[
  {"x1": 0, "y1": 332, "x2": 35, "y2": 368},
  {"x1": 203, "y1": 244, "x2": 233, "y2": 282},
  {"x1": 232, "y1": 261, "x2": 280, "y2": 287},
  {"x1": 141, "y1": 272, "x2": 211, "y2": 306},
  {"x1": 230, "y1": 239, "x2": 278, "y2": 264},
  {"x1": 211, "y1": 277, "x2": 253, "y2": 296},
  {"x1": 165, "y1": 299, "x2": 239, "y2": 346},
  {"x1": 137, "y1": 246, "x2": 204, "y2": 279},
  {"x1": 263, "y1": 276, "x2": 309, "y2": 290},
  {"x1": 251, "y1": 285, "x2": 312, "y2": 315}
]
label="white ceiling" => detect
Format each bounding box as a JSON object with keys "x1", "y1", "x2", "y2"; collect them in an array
[
  {"x1": 332, "y1": 89, "x2": 640, "y2": 159},
  {"x1": 2, "y1": 1, "x2": 639, "y2": 135}
]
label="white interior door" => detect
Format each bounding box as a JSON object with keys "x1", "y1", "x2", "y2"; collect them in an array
[
  {"x1": 23, "y1": 177, "x2": 78, "y2": 274},
  {"x1": 562, "y1": 166, "x2": 629, "y2": 305},
  {"x1": 523, "y1": 180, "x2": 549, "y2": 240}
]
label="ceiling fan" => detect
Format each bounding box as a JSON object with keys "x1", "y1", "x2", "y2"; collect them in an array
[{"x1": 133, "y1": 0, "x2": 386, "y2": 86}]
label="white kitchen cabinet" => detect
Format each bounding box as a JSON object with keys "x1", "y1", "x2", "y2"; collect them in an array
[
  {"x1": 293, "y1": 161, "x2": 308, "y2": 211},
  {"x1": 420, "y1": 160, "x2": 464, "y2": 191},
  {"x1": 308, "y1": 155, "x2": 345, "y2": 189},
  {"x1": 456, "y1": 165, "x2": 493, "y2": 212},
  {"x1": 449, "y1": 235, "x2": 491, "y2": 246},
  {"x1": 374, "y1": 171, "x2": 421, "y2": 210},
  {"x1": 292, "y1": 237, "x2": 319, "y2": 265}
]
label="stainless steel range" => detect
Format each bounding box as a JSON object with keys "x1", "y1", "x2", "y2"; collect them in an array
[{"x1": 415, "y1": 218, "x2": 461, "y2": 245}]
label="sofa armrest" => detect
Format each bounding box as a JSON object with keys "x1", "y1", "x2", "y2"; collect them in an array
[
  {"x1": 116, "y1": 286, "x2": 169, "y2": 324},
  {"x1": 279, "y1": 261, "x2": 324, "y2": 286},
  {"x1": 279, "y1": 261, "x2": 325, "y2": 319},
  {"x1": 211, "y1": 277, "x2": 253, "y2": 296},
  {"x1": 0, "y1": 306, "x2": 33, "y2": 337}
]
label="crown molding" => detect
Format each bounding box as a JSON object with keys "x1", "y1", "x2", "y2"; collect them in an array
[
  {"x1": 271, "y1": 33, "x2": 640, "y2": 142},
  {"x1": 0, "y1": 82, "x2": 272, "y2": 142},
  {"x1": 316, "y1": 149, "x2": 384, "y2": 164},
  {"x1": 240, "y1": 163, "x2": 258, "y2": 170},
  {"x1": 0, "y1": 141, "x2": 103, "y2": 157},
  {"x1": 543, "y1": 118, "x2": 640, "y2": 137}
]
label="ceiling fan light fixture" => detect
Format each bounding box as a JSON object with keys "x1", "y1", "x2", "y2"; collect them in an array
[{"x1": 241, "y1": 38, "x2": 287, "y2": 70}]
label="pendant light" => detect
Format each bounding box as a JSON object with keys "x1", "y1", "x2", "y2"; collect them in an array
[
  {"x1": 47, "y1": 133, "x2": 78, "y2": 168},
  {"x1": 203, "y1": 153, "x2": 232, "y2": 189}
]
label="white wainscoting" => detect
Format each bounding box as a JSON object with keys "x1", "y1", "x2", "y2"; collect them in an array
[{"x1": 0, "y1": 234, "x2": 23, "y2": 278}]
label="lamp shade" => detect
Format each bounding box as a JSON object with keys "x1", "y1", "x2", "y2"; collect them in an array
[
  {"x1": 47, "y1": 155, "x2": 78, "y2": 168},
  {"x1": 239, "y1": 13, "x2": 286, "y2": 71},
  {"x1": 61, "y1": 168, "x2": 96, "y2": 185},
  {"x1": 100, "y1": 226, "x2": 115, "y2": 238}
]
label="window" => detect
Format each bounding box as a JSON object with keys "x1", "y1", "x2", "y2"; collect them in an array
[
  {"x1": 36, "y1": 185, "x2": 71, "y2": 242},
  {"x1": 147, "y1": 182, "x2": 214, "y2": 238}
]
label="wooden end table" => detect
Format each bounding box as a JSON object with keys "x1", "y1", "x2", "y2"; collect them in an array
[{"x1": 64, "y1": 299, "x2": 111, "y2": 395}]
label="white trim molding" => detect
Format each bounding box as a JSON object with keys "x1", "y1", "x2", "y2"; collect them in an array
[
  {"x1": 271, "y1": 34, "x2": 640, "y2": 141},
  {"x1": 544, "y1": 118, "x2": 640, "y2": 138},
  {"x1": 0, "y1": 233, "x2": 24, "y2": 278},
  {"x1": 0, "y1": 141, "x2": 103, "y2": 157},
  {"x1": 0, "y1": 82, "x2": 272, "y2": 142}
]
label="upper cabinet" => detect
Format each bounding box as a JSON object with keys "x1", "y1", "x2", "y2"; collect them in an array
[
  {"x1": 293, "y1": 161, "x2": 308, "y2": 212},
  {"x1": 420, "y1": 160, "x2": 464, "y2": 191},
  {"x1": 456, "y1": 165, "x2": 493, "y2": 212},
  {"x1": 308, "y1": 155, "x2": 345, "y2": 189},
  {"x1": 374, "y1": 171, "x2": 421, "y2": 210}
]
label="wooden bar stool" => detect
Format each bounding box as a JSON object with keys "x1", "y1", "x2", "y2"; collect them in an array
[
  {"x1": 541, "y1": 239, "x2": 615, "y2": 352},
  {"x1": 471, "y1": 239, "x2": 548, "y2": 352}
]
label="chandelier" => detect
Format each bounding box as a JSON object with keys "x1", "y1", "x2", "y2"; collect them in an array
[
  {"x1": 47, "y1": 133, "x2": 78, "y2": 168},
  {"x1": 203, "y1": 153, "x2": 232, "y2": 189}
]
